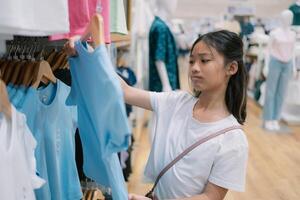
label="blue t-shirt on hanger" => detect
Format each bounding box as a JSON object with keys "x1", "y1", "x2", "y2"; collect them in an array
[
  {"x1": 6, "y1": 83, "x2": 13, "y2": 95},
  {"x1": 66, "y1": 41, "x2": 131, "y2": 200},
  {"x1": 18, "y1": 80, "x2": 82, "y2": 200},
  {"x1": 11, "y1": 86, "x2": 26, "y2": 108},
  {"x1": 8, "y1": 84, "x2": 18, "y2": 100}
]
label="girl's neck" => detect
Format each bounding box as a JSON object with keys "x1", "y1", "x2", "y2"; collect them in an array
[{"x1": 196, "y1": 89, "x2": 228, "y2": 113}]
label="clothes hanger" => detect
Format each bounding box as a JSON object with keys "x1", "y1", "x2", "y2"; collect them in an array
[
  {"x1": 9, "y1": 60, "x2": 26, "y2": 85},
  {"x1": 0, "y1": 44, "x2": 17, "y2": 82},
  {"x1": 46, "y1": 49, "x2": 58, "y2": 65},
  {"x1": 21, "y1": 44, "x2": 38, "y2": 87},
  {"x1": 0, "y1": 78, "x2": 12, "y2": 120},
  {"x1": 9, "y1": 45, "x2": 27, "y2": 85},
  {"x1": 60, "y1": 58, "x2": 69, "y2": 70},
  {"x1": 2, "y1": 60, "x2": 19, "y2": 84},
  {"x1": 16, "y1": 47, "x2": 32, "y2": 86},
  {"x1": 49, "y1": 50, "x2": 62, "y2": 68},
  {"x1": 2, "y1": 44, "x2": 22, "y2": 84},
  {"x1": 51, "y1": 51, "x2": 66, "y2": 72},
  {"x1": 0, "y1": 60, "x2": 9, "y2": 79},
  {"x1": 0, "y1": 57, "x2": 5, "y2": 66},
  {"x1": 81, "y1": 13, "x2": 105, "y2": 47},
  {"x1": 35, "y1": 46, "x2": 57, "y2": 87},
  {"x1": 22, "y1": 62, "x2": 38, "y2": 87},
  {"x1": 32, "y1": 60, "x2": 56, "y2": 89},
  {"x1": 93, "y1": 189, "x2": 105, "y2": 200}
]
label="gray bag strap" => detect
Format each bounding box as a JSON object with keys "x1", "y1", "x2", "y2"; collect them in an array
[{"x1": 148, "y1": 125, "x2": 243, "y2": 195}]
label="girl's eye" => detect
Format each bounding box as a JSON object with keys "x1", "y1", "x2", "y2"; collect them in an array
[
  {"x1": 201, "y1": 59, "x2": 210, "y2": 63},
  {"x1": 189, "y1": 60, "x2": 195, "y2": 65}
]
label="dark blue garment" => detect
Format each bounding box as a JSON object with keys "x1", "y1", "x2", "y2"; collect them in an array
[
  {"x1": 289, "y1": 4, "x2": 300, "y2": 25},
  {"x1": 66, "y1": 41, "x2": 131, "y2": 200},
  {"x1": 240, "y1": 22, "x2": 254, "y2": 38},
  {"x1": 117, "y1": 66, "x2": 137, "y2": 86},
  {"x1": 149, "y1": 16, "x2": 180, "y2": 92},
  {"x1": 117, "y1": 66, "x2": 137, "y2": 116}
]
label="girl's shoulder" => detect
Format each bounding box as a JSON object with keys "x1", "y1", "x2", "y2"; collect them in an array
[
  {"x1": 167, "y1": 90, "x2": 194, "y2": 101},
  {"x1": 213, "y1": 115, "x2": 248, "y2": 149}
]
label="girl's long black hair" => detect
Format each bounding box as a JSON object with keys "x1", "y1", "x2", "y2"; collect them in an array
[{"x1": 190, "y1": 30, "x2": 247, "y2": 124}]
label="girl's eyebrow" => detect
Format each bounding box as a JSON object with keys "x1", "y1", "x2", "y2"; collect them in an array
[{"x1": 190, "y1": 53, "x2": 213, "y2": 58}]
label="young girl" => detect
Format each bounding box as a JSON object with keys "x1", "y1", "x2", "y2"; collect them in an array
[{"x1": 66, "y1": 30, "x2": 249, "y2": 200}]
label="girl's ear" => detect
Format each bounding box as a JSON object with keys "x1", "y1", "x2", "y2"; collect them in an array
[{"x1": 226, "y1": 61, "x2": 238, "y2": 76}]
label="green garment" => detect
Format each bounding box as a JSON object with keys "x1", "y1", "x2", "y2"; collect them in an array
[
  {"x1": 110, "y1": 0, "x2": 128, "y2": 34},
  {"x1": 149, "y1": 16, "x2": 180, "y2": 92},
  {"x1": 289, "y1": 3, "x2": 300, "y2": 25}
]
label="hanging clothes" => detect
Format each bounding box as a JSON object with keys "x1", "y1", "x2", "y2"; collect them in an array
[
  {"x1": 50, "y1": 0, "x2": 111, "y2": 43},
  {"x1": 289, "y1": 3, "x2": 300, "y2": 25},
  {"x1": 0, "y1": 0, "x2": 69, "y2": 36},
  {"x1": 0, "y1": 106, "x2": 45, "y2": 200},
  {"x1": 10, "y1": 80, "x2": 82, "y2": 200},
  {"x1": 110, "y1": 0, "x2": 128, "y2": 34},
  {"x1": 52, "y1": 68, "x2": 88, "y2": 181},
  {"x1": 262, "y1": 56, "x2": 293, "y2": 121},
  {"x1": 149, "y1": 16, "x2": 180, "y2": 92},
  {"x1": 66, "y1": 41, "x2": 131, "y2": 200},
  {"x1": 117, "y1": 66, "x2": 137, "y2": 116},
  {"x1": 130, "y1": 0, "x2": 154, "y2": 91},
  {"x1": 117, "y1": 66, "x2": 136, "y2": 181}
]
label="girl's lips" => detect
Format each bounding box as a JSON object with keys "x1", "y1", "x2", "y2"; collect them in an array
[{"x1": 191, "y1": 76, "x2": 204, "y2": 81}]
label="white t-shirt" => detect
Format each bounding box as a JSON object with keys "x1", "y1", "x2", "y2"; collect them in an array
[
  {"x1": 269, "y1": 28, "x2": 296, "y2": 63},
  {"x1": 144, "y1": 91, "x2": 248, "y2": 199},
  {"x1": 0, "y1": 0, "x2": 69, "y2": 36},
  {"x1": 0, "y1": 106, "x2": 45, "y2": 200}
]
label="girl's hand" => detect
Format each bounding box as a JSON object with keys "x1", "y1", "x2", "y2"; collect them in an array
[
  {"x1": 63, "y1": 36, "x2": 81, "y2": 57},
  {"x1": 128, "y1": 194, "x2": 151, "y2": 200}
]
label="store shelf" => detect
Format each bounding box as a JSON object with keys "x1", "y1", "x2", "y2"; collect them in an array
[
  {"x1": 111, "y1": 33, "x2": 131, "y2": 43},
  {"x1": 111, "y1": 33, "x2": 131, "y2": 48}
]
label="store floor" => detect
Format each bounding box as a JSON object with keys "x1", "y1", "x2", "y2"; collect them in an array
[{"x1": 127, "y1": 56, "x2": 300, "y2": 200}]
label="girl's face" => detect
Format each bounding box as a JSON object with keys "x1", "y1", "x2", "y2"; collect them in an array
[{"x1": 189, "y1": 41, "x2": 230, "y2": 93}]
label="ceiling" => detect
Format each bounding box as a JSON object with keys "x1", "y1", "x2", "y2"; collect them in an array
[{"x1": 174, "y1": 0, "x2": 295, "y2": 19}]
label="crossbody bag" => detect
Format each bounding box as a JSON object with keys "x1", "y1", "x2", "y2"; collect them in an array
[{"x1": 145, "y1": 125, "x2": 243, "y2": 200}]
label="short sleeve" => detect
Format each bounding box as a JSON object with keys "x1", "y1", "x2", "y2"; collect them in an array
[
  {"x1": 105, "y1": 100, "x2": 131, "y2": 155},
  {"x1": 208, "y1": 131, "x2": 248, "y2": 192},
  {"x1": 149, "y1": 91, "x2": 186, "y2": 113},
  {"x1": 154, "y1": 27, "x2": 168, "y2": 62},
  {"x1": 66, "y1": 58, "x2": 78, "y2": 106}
]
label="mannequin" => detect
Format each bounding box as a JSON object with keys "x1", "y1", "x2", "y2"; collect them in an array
[
  {"x1": 262, "y1": 10, "x2": 296, "y2": 131},
  {"x1": 289, "y1": 0, "x2": 300, "y2": 25},
  {"x1": 216, "y1": 14, "x2": 241, "y2": 35},
  {"x1": 148, "y1": 0, "x2": 180, "y2": 92}
]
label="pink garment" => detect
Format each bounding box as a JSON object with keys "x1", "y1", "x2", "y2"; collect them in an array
[
  {"x1": 270, "y1": 28, "x2": 296, "y2": 63},
  {"x1": 50, "y1": 0, "x2": 111, "y2": 43}
]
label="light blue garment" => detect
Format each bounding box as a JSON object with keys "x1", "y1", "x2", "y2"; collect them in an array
[
  {"x1": 19, "y1": 80, "x2": 82, "y2": 200},
  {"x1": 16, "y1": 87, "x2": 34, "y2": 109},
  {"x1": 8, "y1": 85, "x2": 17, "y2": 101},
  {"x1": 6, "y1": 83, "x2": 13, "y2": 95},
  {"x1": 263, "y1": 56, "x2": 293, "y2": 120},
  {"x1": 11, "y1": 86, "x2": 26, "y2": 108},
  {"x1": 66, "y1": 41, "x2": 131, "y2": 200}
]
